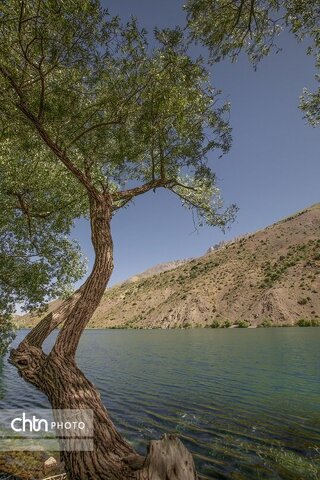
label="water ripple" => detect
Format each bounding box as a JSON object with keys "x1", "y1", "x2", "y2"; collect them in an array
[{"x1": 0, "y1": 328, "x2": 319, "y2": 479}]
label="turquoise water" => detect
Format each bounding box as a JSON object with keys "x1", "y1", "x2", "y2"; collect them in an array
[{"x1": 0, "y1": 328, "x2": 319, "y2": 479}]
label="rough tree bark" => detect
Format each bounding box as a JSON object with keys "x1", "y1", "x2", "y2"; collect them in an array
[{"x1": 9, "y1": 193, "x2": 198, "y2": 480}]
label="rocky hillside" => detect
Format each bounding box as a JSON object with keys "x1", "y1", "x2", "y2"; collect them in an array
[
  {"x1": 18, "y1": 203, "x2": 320, "y2": 328},
  {"x1": 118, "y1": 259, "x2": 191, "y2": 285}
]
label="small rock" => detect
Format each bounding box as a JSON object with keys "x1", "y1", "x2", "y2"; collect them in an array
[{"x1": 43, "y1": 456, "x2": 57, "y2": 474}]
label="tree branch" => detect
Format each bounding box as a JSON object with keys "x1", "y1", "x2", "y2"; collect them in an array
[
  {"x1": 112, "y1": 178, "x2": 177, "y2": 205},
  {"x1": 111, "y1": 177, "x2": 201, "y2": 211},
  {"x1": 22, "y1": 287, "x2": 84, "y2": 349},
  {"x1": 0, "y1": 65, "x2": 100, "y2": 200},
  {"x1": 67, "y1": 119, "x2": 122, "y2": 147},
  {"x1": 10, "y1": 192, "x2": 84, "y2": 220}
]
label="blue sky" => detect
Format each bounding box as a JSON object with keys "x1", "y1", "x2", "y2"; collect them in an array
[{"x1": 72, "y1": 0, "x2": 319, "y2": 286}]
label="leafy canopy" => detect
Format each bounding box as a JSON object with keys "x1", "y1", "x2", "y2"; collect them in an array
[
  {"x1": 186, "y1": 0, "x2": 320, "y2": 125},
  {"x1": 0, "y1": 1, "x2": 236, "y2": 315}
]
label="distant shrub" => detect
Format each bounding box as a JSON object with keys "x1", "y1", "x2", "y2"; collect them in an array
[
  {"x1": 296, "y1": 318, "x2": 320, "y2": 327},
  {"x1": 237, "y1": 320, "x2": 250, "y2": 328},
  {"x1": 260, "y1": 319, "x2": 273, "y2": 327},
  {"x1": 297, "y1": 298, "x2": 308, "y2": 305},
  {"x1": 210, "y1": 320, "x2": 220, "y2": 328}
]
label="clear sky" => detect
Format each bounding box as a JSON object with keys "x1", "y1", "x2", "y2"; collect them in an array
[{"x1": 72, "y1": 0, "x2": 319, "y2": 287}]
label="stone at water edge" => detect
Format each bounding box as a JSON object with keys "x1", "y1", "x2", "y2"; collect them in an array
[{"x1": 43, "y1": 457, "x2": 57, "y2": 474}]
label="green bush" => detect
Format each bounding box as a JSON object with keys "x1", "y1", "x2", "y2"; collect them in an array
[
  {"x1": 237, "y1": 320, "x2": 250, "y2": 328},
  {"x1": 260, "y1": 318, "x2": 273, "y2": 327},
  {"x1": 210, "y1": 320, "x2": 221, "y2": 328},
  {"x1": 296, "y1": 318, "x2": 320, "y2": 327},
  {"x1": 297, "y1": 298, "x2": 308, "y2": 305}
]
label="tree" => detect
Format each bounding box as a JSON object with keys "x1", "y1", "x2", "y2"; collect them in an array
[
  {"x1": 0, "y1": 316, "x2": 15, "y2": 357},
  {"x1": 0, "y1": 1, "x2": 236, "y2": 479},
  {"x1": 185, "y1": 0, "x2": 320, "y2": 125}
]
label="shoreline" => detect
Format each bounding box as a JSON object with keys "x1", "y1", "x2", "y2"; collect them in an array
[{"x1": 15, "y1": 323, "x2": 320, "y2": 331}]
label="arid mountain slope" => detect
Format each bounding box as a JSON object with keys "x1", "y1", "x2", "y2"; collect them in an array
[
  {"x1": 18, "y1": 203, "x2": 320, "y2": 328},
  {"x1": 117, "y1": 259, "x2": 191, "y2": 285}
]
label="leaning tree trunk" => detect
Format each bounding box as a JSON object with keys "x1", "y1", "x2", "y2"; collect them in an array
[{"x1": 9, "y1": 193, "x2": 198, "y2": 480}]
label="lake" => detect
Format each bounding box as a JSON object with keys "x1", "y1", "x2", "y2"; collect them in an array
[{"x1": 0, "y1": 328, "x2": 319, "y2": 479}]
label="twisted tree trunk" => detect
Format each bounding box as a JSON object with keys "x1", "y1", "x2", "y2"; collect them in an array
[{"x1": 9, "y1": 194, "x2": 198, "y2": 480}]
